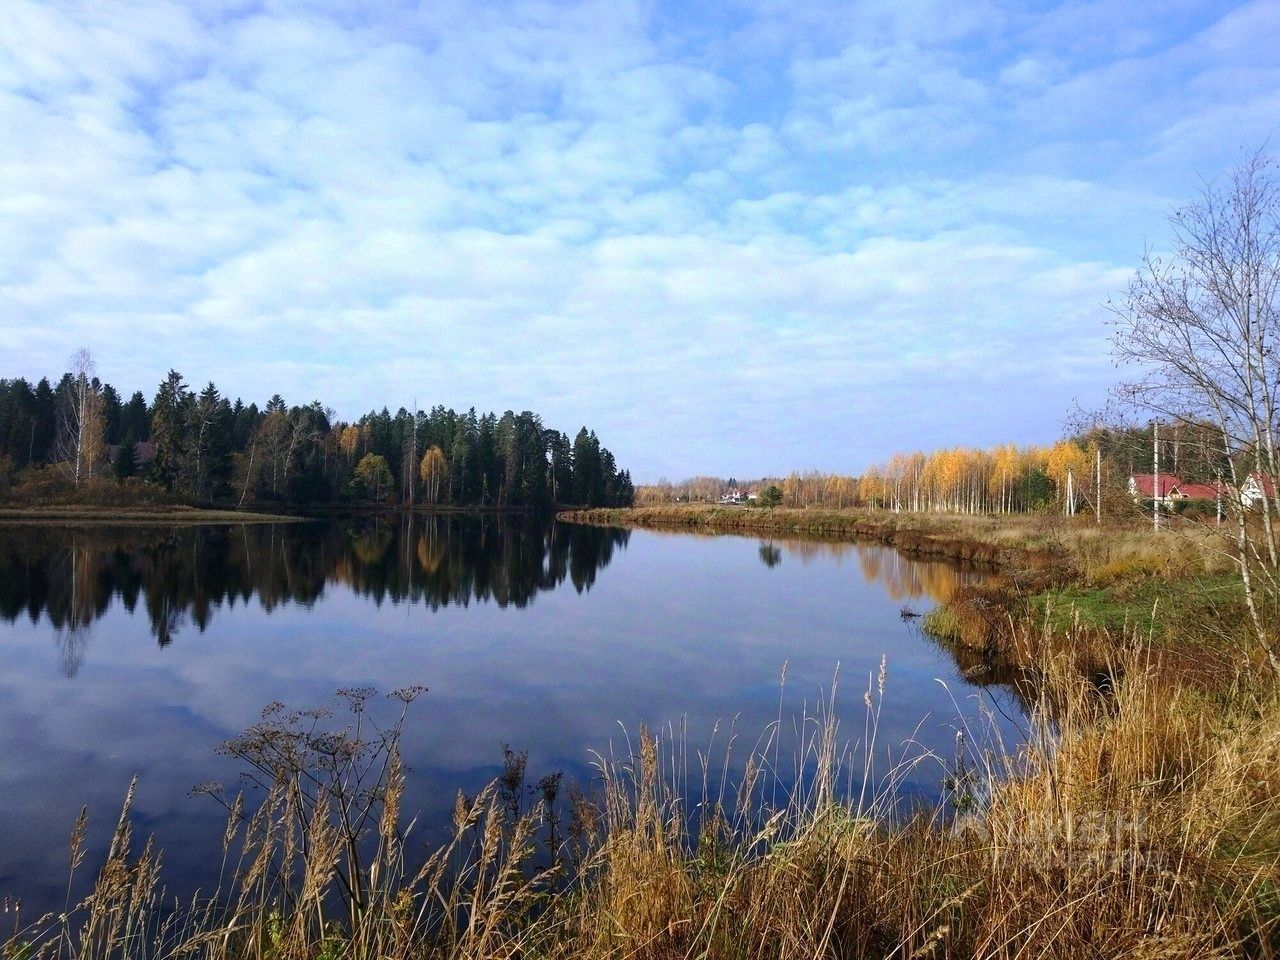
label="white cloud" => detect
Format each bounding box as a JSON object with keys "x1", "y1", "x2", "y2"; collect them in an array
[{"x1": 2, "y1": 0, "x2": 1279, "y2": 478}]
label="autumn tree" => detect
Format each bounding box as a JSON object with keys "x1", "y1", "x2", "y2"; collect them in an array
[
  {"x1": 1046, "y1": 440, "x2": 1093, "y2": 516},
  {"x1": 339, "y1": 425, "x2": 361, "y2": 462},
  {"x1": 419, "y1": 445, "x2": 449, "y2": 504},
  {"x1": 255, "y1": 407, "x2": 291, "y2": 497},
  {"x1": 353, "y1": 453, "x2": 394, "y2": 502}
]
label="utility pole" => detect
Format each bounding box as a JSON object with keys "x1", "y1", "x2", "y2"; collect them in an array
[
  {"x1": 1095, "y1": 447, "x2": 1102, "y2": 525},
  {"x1": 1153, "y1": 421, "x2": 1161, "y2": 531}
]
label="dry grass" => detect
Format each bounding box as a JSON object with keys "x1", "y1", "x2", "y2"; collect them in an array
[
  {"x1": 0, "y1": 506, "x2": 306, "y2": 526},
  {"x1": 559, "y1": 505, "x2": 1241, "y2": 578},
  {"x1": 6, "y1": 626, "x2": 1280, "y2": 960}
]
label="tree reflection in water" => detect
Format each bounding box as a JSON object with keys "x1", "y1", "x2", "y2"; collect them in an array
[{"x1": 0, "y1": 517, "x2": 630, "y2": 674}]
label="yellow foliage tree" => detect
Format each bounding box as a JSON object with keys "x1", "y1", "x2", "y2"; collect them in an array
[
  {"x1": 419, "y1": 446, "x2": 449, "y2": 505},
  {"x1": 339, "y1": 425, "x2": 361, "y2": 462}
]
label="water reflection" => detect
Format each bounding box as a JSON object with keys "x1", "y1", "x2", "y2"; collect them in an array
[
  {"x1": 0, "y1": 518, "x2": 1021, "y2": 915},
  {"x1": 0, "y1": 518, "x2": 629, "y2": 674},
  {"x1": 749, "y1": 536, "x2": 986, "y2": 606}
]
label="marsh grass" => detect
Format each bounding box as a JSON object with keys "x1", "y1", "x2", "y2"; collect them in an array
[{"x1": 6, "y1": 613, "x2": 1280, "y2": 960}]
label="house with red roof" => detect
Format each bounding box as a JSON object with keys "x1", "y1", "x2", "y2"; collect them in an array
[
  {"x1": 1129, "y1": 473, "x2": 1225, "y2": 506},
  {"x1": 1128, "y1": 473, "x2": 1182, "y2": 503},
  {"x1": 1171, "y1": 482, "x2": 1223, "y2": 502}
]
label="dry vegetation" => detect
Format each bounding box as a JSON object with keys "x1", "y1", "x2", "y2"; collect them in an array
[
  {"x1": 7, "y1": 641, "x2": 1280, "y2": 960},
  {"x1": 559, "y1": 503, "x2": 1236, "y2": 569},
  {"x1": 0, "y1": 472, "x2": 303, "y2": 524}
]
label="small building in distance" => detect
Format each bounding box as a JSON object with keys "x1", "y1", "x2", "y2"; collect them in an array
[
  {"x1": 1241, "y1": 473, "x2": 1278, "y2": 509},
  {"x1": 1129, "y1": 473, "x2": 1226, "y2": 503},
  {"x1": 1128, "y1": 473, "x2": 1183, "y2": 505},
  {"x1": 1171, "y1": 482, "x2": 1222, "y2": 502}
]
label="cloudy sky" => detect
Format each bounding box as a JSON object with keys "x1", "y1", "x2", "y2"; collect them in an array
[{"x1": 2, "y1": 0, "x2": 1279, "y2": 479}]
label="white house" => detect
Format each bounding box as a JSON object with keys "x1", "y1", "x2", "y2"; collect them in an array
[{"x1": 1241, "y1": 473, "x2": 1278, "y2": 509}]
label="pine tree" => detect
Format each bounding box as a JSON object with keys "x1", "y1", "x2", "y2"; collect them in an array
[
  {"x1": 149, "y1": 370, "x2": 191, "y2": 489},
  {"x1": 120, "y1": 391, "x2": 149, "y2": 442},
  {"x1": 114, "y1": 435, "x2": 137, "y2": 480}
]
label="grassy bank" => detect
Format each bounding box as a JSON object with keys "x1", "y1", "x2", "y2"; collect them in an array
[
  {"x1": 560, "y1": 504, "x2": 1034, "y2": 563},
  {"x1": 0, "y1": 474, "x2": 307, "y2": 524},
  {"x1": 560, "y1": 504, "x2": 1231, "y2": 573},
  {"x1": 0, "y1": 505, "x2": 308, "y2": 525}
]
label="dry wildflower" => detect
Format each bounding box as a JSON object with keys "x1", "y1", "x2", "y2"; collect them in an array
[
  {"x1": 389, "y1": 685, "x2": 427, "y2": 704},
  {"x1": 336, "y1": 686, "x2": 375, "y2": 713},
  {"x1": 499, "y1": 744, "x2": 528, "y2": 820}
]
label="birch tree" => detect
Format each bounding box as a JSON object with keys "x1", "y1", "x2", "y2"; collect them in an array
[
  {"x1": 419, "y1": 445, "x2": 449, "y2": 504},
  {"x1": 55, "y1": 349, "x2": 105, "y2": 485},
  {"x1": 1111, "y1": 148, "x2": 1280, "y2": 669}
]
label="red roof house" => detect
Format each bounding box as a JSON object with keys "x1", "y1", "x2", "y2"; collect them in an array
[
  {"x1": 1129, "y1": 474, "x2": 1182, "y2": 500},
  {"x1": 1170, "y1": 483, "x2": 1222, "y2": 501}
]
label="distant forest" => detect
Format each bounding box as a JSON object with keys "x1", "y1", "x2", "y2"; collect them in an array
[{"x1": 0, "y1": 352, "x2": 633, "y2": 510}]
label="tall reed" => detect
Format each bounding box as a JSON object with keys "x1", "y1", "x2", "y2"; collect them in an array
[{"x1": 6, "y1": 629, "x2": 1278, "y2": 960}]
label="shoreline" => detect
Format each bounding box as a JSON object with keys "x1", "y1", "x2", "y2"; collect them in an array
[
  {"x1": 556, "y1": 504, "x2": 1062, "y2": 566},
  {"x1": 0, "y1": 503, "x2": 551, "y2": 526},
  {"x1": 0, "y1": 505, "x2": 311, "y2": 526}
]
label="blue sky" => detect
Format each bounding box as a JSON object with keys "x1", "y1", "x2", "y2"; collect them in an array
[{"x1": 2, "y1": 0, "x2": 1279, "y2": 480}]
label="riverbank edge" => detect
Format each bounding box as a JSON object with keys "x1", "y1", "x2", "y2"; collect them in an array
[
  {"x1": 0, "y1": 505, "x2": 310, "y2": 525},
  {"x1": 557, "y1": 504, "x2": 1058, "y2": 567},
  {"x1": 0, "y1": 503, "x2": 561, "y2": 525},
  {"x1": 556, "y1": 505, "x2": 1239, "y2": 664}
]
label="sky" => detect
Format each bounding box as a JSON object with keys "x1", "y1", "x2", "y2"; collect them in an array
[{"x1": 2, "y1": 0, "x2": 1279, "y2": 481}]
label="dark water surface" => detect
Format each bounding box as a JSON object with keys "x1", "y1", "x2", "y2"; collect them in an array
[{"x1": 0, "y1": 516, "x2": 1020, "y2": 910}]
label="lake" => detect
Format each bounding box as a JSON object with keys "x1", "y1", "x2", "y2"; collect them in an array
[{"x1": 0, "y1": 516, "x2": 1022, "y2": 912}]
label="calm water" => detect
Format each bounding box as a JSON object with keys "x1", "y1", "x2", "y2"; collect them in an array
[{"x1": 0, "y1": 516, "x2": 1020, "y2": 910}]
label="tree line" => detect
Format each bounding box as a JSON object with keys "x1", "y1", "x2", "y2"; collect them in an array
[
  {"x1": 0, "y1": 353, "x2": 633, "y2": 510},
  {"x1": 637, "y1": 422, "x2": 1229, "y2": 517}
]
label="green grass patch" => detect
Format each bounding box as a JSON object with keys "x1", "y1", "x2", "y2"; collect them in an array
[
  {"x1": 920, "y1": 606, "x2": 964, "y2": 643},
  {"x1": 1030, "y1": 573, "x2": 1246, "y2": 641}
]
